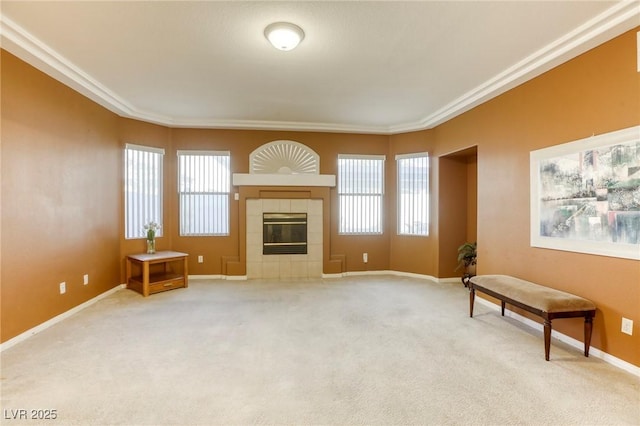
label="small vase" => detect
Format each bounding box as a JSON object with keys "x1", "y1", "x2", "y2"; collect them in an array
[{"x1": 146, "y1": 239, "x2": 156, "y2": 254}]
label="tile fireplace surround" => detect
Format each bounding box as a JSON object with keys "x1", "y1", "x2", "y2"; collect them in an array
[{"x1": 246, "y1": 199, "x2": 323, "y2": 279}]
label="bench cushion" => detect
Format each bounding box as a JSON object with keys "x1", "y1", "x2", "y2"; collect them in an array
[{"x1": 470, "y1": 275, "x2": 596, "y2": 313}]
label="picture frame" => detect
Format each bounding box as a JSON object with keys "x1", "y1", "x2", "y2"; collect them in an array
[{"x1": 530, "y1": 126, "x2": 640, "y2": 260}]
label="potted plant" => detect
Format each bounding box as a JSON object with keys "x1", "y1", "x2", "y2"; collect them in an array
[{"x1": 456, "y1": 242, "x2": 477, "y2": 287}]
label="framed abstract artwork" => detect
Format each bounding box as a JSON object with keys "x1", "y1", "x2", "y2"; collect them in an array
[{"x1": 530, "y1": 126, "x2": 640, "y2": 260}]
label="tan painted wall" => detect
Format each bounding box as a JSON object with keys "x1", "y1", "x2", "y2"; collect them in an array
[
  {"x1": 432, "y1": 28, "x2": 640, "y2": 366},
  {"x1": 438, "y1": 155, "x2": 472, "y2": 276},
  {"x1": 167, "y1": 129, "x2": 391, "y2": 275},
  {"x1": 388, "y1": 131, "x2": 439, "y2": 276},
  {"x1": 117, "y1": 126, "x2": 391, "y2": 276},
  {"x1": 466, "y1": 156, "x2": 477, "y2": 243},
  {"x1": 1, "y1": 51, "x2": 121, "y2": 341}
]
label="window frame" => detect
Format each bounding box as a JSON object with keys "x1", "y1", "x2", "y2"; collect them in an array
[
  {"x1": 177, "y1": 150, "x2": 231, "y2": 237},
  {"x1": 124, "y1": 143, "x2": 164, "y2": 240},
  {"x1": 396, "y1": 152, "x2": 430, "y2": 237},
  {"x1": 337, "y1": 154, "x2": 386, "y2": 235}
]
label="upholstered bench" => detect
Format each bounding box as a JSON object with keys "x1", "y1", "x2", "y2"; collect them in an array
[{"x1": 468, "y1": 275, "x2": 596, "y2": 361}]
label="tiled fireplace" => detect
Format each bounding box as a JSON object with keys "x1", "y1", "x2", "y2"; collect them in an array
[
  {"x1": 233, "y1": 139, "x2": 336, "y2": 279},
  {"x1": 246, "y1": 198, "x2": 323, "y2": 279}
]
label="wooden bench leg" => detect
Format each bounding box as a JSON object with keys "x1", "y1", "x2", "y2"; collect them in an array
[
  {"x1": 544, "y1": 319, "x2": 552, "y2": 361},
  {"x1": 501, "y1": 301, "x2": 505, "y2": 316},
  {"x1": 469, "y1": 288, "x2": 475, "y2": 318},
  {"x1": 584, "y1": 314, "x2": 593, "y2": 357}
]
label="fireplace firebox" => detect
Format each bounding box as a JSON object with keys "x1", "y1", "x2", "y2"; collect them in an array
[{"x1": 263, "y1": 213, "x2": 307, "y2": 255}]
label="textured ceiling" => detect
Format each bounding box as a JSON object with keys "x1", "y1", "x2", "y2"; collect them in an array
[{"x1": 1, "y1": 1, "x2": 638, "y2": 134}]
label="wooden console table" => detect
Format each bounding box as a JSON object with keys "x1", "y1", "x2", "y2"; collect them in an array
[{"x1": 126, "y1": 251, "x2": 189, "y2": 297}]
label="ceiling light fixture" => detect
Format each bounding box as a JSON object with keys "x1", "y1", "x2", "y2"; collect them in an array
[{"x1": 264, "y1": 22, "x2": 305, "y2": 51}]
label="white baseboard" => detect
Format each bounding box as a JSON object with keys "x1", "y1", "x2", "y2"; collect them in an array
[
  {"x1": 322, "y1": 273, "x2": 345, "y2": 278},
  {"x1": 342, "y1": 270, "x2": 395, "y2": 277},
  {"x1": 190, "y1": 271, "x2": 444, "y2": 281},
  {"x1": 1, "y1": 284, "x2": 126, "y2": 353},
  {"x1": 390, "y1": 270, "x2": 441, "y2": 282},
  {"x1": 189, "y1": 274, "x2": 223, "y2": 279},
  {"x1": 475, "y1": 297, "x2": 640, "y2": 377},
  {"x1": 438, "y1": 277, "x2": 463, "y2": 284},
  {"x1": 190, "y1": 272, "x2": 438, "y2": 281},
  {"x1": 189, "y1": 274, "x2": 247, "y2": 281},
  {"x1": 324, "y1": 270, "x2": 442, "y2": 283},
  {"x1": 225, "y1": 275, "x2": 248, "y2": 281}
]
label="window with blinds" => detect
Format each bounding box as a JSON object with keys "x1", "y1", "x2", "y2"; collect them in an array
[
  {"x1": 124, "y1": 144, "x2": 164, "y2": 239},
  {"x1": 338, "y1": 154, "x2": 385, "y2": 234},
  {"x1": 178, "y1": 151, "x2": 230, "y2": 236},
  {"x1": 397, "y1": 153, "x2": 429, "y2": 236}
]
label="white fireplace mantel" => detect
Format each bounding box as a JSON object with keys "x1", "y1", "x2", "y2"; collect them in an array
[{"x1": 232, "y1": 173, "x2": 335, "y2": 187}]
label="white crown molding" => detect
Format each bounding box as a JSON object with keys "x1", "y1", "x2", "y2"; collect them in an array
[
  {"x1": 0, "y1": 15, "x2": 134, "y2": 117},
  {"x1": 391, "y1": 0, "x2": 640, "y2": 134},
  {"x1": 167, "y1": 117, "x2": 392, "y2": 135},
  {"x1": 2, "y1": 2, "x2": 638, "y2": 135}
]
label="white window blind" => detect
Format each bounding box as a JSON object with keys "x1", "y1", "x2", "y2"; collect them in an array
[
  {"x1": 338, "y1": 154, "x2": 385, "y2": 234},
  {"x1": 124, "y1": 144, "x2": 164, "y2": 239},
  {"x1": 178, "y1": 150, "x2": 230, "y2": 236},
  {"x1": 397, "y1": 153, "x2": 429, "y2": 236}
]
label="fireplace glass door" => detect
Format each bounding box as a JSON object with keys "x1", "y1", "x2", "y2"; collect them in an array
[{"x1": 263, "y1": 213, "x2": 308, "y2": 255}]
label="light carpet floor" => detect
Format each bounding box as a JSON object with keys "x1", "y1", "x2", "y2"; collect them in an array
[{"x1": 1, "y1": 276, "x2": 639, "y2": 425}]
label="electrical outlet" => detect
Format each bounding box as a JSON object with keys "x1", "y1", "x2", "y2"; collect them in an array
[
  {"x1": 83, "y1": 274, "x2": 89, "y2": 285},
  {"x1": 59, "y1": 282, "x2": 66, "y2": 294},
  {"x1": 198, "y1": 255, "x2": 204, "y2": 263},
  {"x1": 363, "y1": 253, "x2": 368, "y2": 263},
  {"x1": 621, "y1": 317, "x2": 633, "y2": 335}
]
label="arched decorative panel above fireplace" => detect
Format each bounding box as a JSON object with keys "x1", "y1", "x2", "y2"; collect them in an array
[
  {"x1": 233, "y1": 140, "x2": 335, "y2": 187},
  {"x1": 250, "y1": 140, "x2": 319, "y2": 175}
]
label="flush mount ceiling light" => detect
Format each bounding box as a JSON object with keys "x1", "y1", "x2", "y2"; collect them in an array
[{"x1": 264, "y1": 22, "x2": 305, "y2": 51}]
